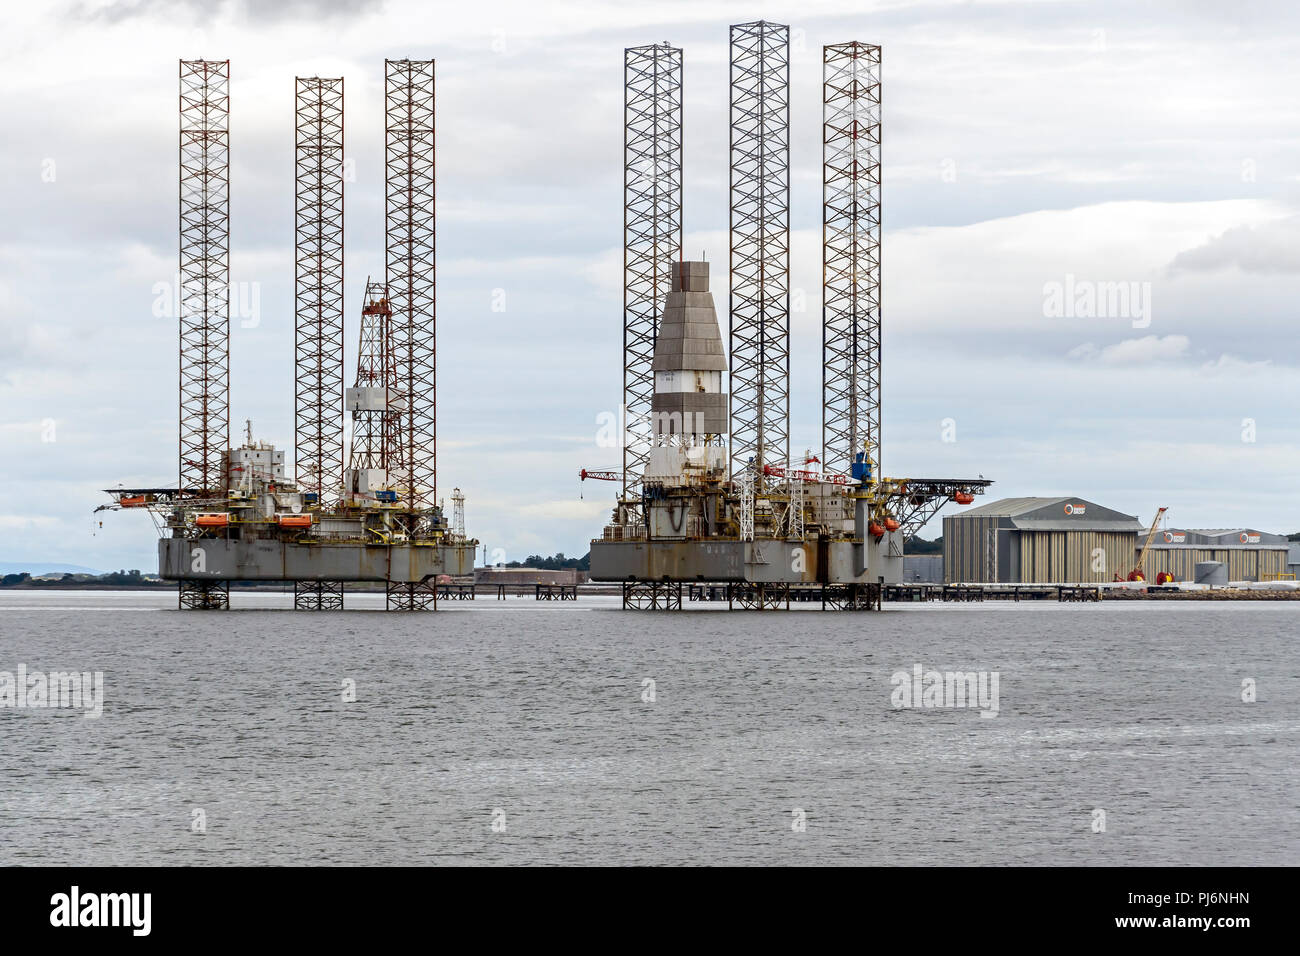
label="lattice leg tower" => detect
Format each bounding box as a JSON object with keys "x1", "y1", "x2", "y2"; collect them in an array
[
  {"x1": 822, "y1": 582, "x2": 882, "y2": 611},
  {"x1": 294, "y1": 76, "x2": 346, "y2": 606},
  {"x1": 179, "y1": 581, "x2": 229, "y2": 610},
  {"x1": 623, "y1": 43, "x2": 683, "y2": 500},
  {"x1": 295, "y1": 581, "x2": 344, "y2": 611},
  {"x1": 386, "y1": 581, "x2": 438, "y2": 611},
  {"x1": 177, "y1": 59, "x2": 231, "y2": 611},
  {"x1": 294, "y1": 76, "x2": 345, "y2": 505},
  {"x1": 384, "y1": 59, "x2": 438, "y2": 531},
  {"x1": 728, "y1": 21, "x2": 790, "y2": 481},
  {"x1": 178, "y1": 59, "x2": 230, "y2": 503},
  {"x1": 622, "y1": 581, "x2": 682, "y2": 610},
  {"x1": 822, "y1": 41, "x2": 882, "y2": 476}
]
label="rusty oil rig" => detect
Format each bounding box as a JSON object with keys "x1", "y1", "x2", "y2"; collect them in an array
[{"x1": 100, "y1": 60, "x2": 475, "y2": 610}]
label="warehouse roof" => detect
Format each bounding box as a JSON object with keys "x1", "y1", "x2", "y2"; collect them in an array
[
  {"x1": 1181, "y1": 528, "x2": 1290, "y2": 546},
  {"x1": 1189, "y1": 528, "x2": 1276, "y2": 537},
  {"x1": 952, "y1": 496, "x2": 1144, "y2": 532},
  {"x1": 957, "y1": 496, "x2": 1077, "y2": 517}
]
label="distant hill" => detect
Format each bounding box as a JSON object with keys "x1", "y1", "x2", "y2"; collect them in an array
[
  {"x1": 904, "y1": 536, "x2": 943, "y2": 555},
  {"x1": 502, "y1": 552, "x2": 591, "y2": 571},
  {"x1": 0, "y1": 562, "x2": 106, "y2": 576}
]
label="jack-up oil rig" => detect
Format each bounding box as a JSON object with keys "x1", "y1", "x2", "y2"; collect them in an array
[
  {"x1": 585, "y1": 25, "x2": 991, "y2": 609},
  {"x1": 100, "y1": 59, "x2": 475, "y2": 610}
]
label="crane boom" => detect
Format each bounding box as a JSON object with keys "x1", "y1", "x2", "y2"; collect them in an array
[
  {"x1": 1129, "y1": 506, "x2": 1169, "y2": 581},
  {"x1": 761, "y1": 463, "x2": 853, "y2": 485}
]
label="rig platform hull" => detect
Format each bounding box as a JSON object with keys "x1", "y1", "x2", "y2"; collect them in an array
[
  {"x1": 589, "y1": 533, "x2": 903, "y2": 585},
  {"x1": 159, "y1": 537, "x2": 476, "y2": 584}
]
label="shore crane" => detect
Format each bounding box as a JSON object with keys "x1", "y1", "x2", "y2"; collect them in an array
[{"x1": 1123, "y1": 506, "x2": 1169, "y2": 582}]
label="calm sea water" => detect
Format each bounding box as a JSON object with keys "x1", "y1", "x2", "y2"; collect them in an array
[{"x1": 0, "y1": 589, "x2": 1295, "y2": 866}]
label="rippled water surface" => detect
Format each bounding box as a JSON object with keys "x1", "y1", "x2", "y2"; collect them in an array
[{"x1": 1, "y1": 590, "x2": 1295, "y2": 865}]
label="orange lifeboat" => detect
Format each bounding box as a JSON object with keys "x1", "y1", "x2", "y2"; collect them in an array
[
  {"x1": 868, "y1": 522, "x2": 885, "y2": 539},
  {"x1": 276, "y1": 514, "x2": 313, "y2": 529},
  {"x1": 195, "y1": 513, "x2": 229, "y2": 528},
  {"x1": 119, "y1": 495, "x2": 147, "y2": 508},
  {"x1": 953, "y1": 492, "x2": 975, "y2": 505},
  {"x1": 883, "y1": 517, "x2": 901, "y2": 532}
]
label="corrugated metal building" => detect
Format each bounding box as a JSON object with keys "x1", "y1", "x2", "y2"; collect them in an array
[
  {"x1": 902, "y1": 555, "x2": 943, "y2": 583},
  {"x1": 1145, "y1": 529, "x2": 1290, "y2": 582},
  {"x1": 943, "y1": 497, "x2": 1143, "y2": 584}
]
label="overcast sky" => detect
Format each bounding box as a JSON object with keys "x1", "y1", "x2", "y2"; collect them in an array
[{"x1": 3, "y1": 0, "x2": 1299, "y2": 571}]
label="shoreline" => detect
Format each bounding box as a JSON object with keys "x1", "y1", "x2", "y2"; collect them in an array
[{"x1": 3, "y1": 584, "x2": 1298, "y2": 600}]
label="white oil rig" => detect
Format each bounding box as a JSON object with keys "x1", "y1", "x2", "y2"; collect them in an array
[{"x1": 584, "y1": 26, "x2": 990, "y2": 609}]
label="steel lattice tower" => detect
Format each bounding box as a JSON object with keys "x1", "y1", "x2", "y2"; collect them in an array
[
  {"x1": 294, "y1": 77, "x2": 345, "y2": 502},
  {"x1": 728, "y1": 21, "x2": 790, "y2": 481},
  {"x1": 178, "y1": 59, "x2": 230, "y2": 499},
  {"x1": 349, "y1": 279, "x2": 395, "y2": 472},
  {"x1": 822, "y1": 42, "x2": 881, "y2": 477},
  {"x1": 384, "y1": 60, "x2": 438, "y2": 611},
  {"x1": 623, "y1": 43, "x2": 683, "y2": 496},
  {"x1": 384, "y1": 59, "x2": 437, "y2": 523}
]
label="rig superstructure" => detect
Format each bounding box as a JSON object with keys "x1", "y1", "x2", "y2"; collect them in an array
[
  {"x1": 100, "y1": 59, "x2": 475, "y2": 610},
  {"x1": 587, "y1": 26, "x2": 991, "y2": 609}
]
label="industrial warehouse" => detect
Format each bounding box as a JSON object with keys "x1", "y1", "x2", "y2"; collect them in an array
[{"x1": 942, "y1": 497, "x2": 1290, "y2": 585}]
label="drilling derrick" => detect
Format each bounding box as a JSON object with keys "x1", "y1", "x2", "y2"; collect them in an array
[
  {"x1": 348, "y1": 280, "x2": 395, "y2": 474},
  {"x1": 728, "y1": 20, "x2": 790, "y2": 483},
  {"x1": 177, "y1": 58, "x2": 231, "y2": 610},
  {"x1": 623, "y1": 43, "x2": 683, "y2": 503},
  {"x1": 294, "y1": 76, "x2": 346, "y2": 611}
]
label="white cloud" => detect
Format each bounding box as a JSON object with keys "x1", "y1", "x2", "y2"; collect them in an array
[
  {"x1": 1197, "y1": 354, "x2": 1273, "y2": 375},
  {"x1": 1069, "y1": 334, "x2": 1191, "y2": 365},
  {"x1": 514, "y1": 499, "x2": 612, "y2": 521}
]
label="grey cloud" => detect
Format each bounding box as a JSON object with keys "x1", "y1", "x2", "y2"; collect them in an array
[
  {"x1": 1168, "y1": 216, "x2": 1300, "y2": 275},
  {"x1": 75, "y1": 0, "x2": 384, "y2": 25}
]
